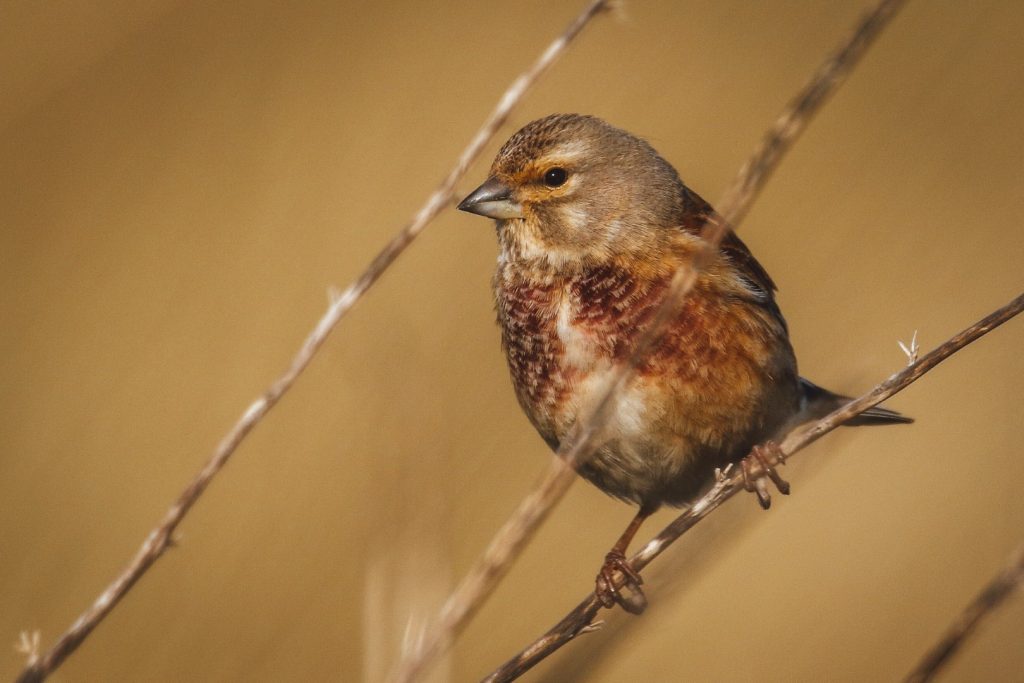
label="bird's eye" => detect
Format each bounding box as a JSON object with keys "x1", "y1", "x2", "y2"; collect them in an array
[{"x1": 542, "y1": 167, "x2": 568, "y2": 187}]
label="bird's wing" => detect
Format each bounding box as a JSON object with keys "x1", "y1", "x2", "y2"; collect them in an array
[{"x1": 679, "y1": 186, "x2": 786, "y2": 331}]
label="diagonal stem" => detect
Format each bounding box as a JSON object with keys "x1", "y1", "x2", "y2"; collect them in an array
[
  {"x1": 13, "y1": 3, "x2": 613, "y2": 682},
  {"x1": 903, "y1": 542, "x2": 1024, "y2": 683}
]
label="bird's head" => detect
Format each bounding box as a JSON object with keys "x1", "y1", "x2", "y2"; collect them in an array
[{"x1": 459, "y1": 114, "x2": 689, "y2": 268}]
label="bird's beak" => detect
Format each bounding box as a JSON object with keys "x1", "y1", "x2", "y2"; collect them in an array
[{"x1": 457, "y1": 177, "x2": 523, "y2": 220}]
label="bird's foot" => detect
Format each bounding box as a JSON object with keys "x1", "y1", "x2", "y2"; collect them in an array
[
  {"x1": 595, "y1": 550, "x2": 647, "y2": 614},
  {"x1": 741, "y1": 441, "x2": 790, "y2": 510}
]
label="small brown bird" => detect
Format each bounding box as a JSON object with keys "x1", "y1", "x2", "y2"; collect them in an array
[{"x1": 459, "y1": 114, "x2": 909, "y2": 610}]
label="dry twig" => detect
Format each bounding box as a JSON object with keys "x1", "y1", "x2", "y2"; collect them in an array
[
  {"x1": 13, "y1": 3, "x2": 611, "y2": 681},
  {"x1": 904, "y1": 542, "x2": 1024, "y2": 683},
  {"x1": 390, "y1": 0, "x2": 908, "y2": 680},
  {"x1": 486, "y1": 292, "x2": 1024, "y2": 682}
]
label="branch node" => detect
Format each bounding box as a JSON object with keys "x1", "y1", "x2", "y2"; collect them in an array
[
  {"x1": 15, "y1": 630, "x2": 41, "y2": 668},
  {"x1": 898, "y1": 329, "x2": 920, "y2": 365}
]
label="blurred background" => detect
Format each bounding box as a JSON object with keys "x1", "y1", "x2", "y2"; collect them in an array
[{"x1": 2, "y1": 1, "x2": 1023, "y2": 681}]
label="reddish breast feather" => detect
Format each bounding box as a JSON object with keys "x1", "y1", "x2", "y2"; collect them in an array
[
  {"x1": 495, "y1": 263, "x2": 726, "y2": 440},
  {"x1": 562, "y1": 265, "x2": 727, "y2": 378},
  {"x1": 495, "y1": 275, "x2": 565, "y2": 430},
  {"x1": 495, "y1": 258, "x2": 800, "y2": 506}
]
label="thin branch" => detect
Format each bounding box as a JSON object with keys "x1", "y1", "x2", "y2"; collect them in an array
[
  {"x1": 486, "y1": 292, "x2": 1024, "y2": 682},
  {"x1": 390, "y1": 0, "x2": 908, "y2": 680},
  {"x1": 904, "y1": 543, "x2": 1024, "y2": 683},
  {"x1": 13, "y1": 4, "x2": 611, "y2": 682}
]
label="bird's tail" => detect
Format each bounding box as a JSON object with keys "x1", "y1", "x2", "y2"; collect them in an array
[{"x1": 799, "y1": 377, "x2": 913, "y2": 426}]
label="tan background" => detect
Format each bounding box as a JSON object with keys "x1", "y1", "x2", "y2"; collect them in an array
[{"x1": 2, "y1": 1, "x2": 1023, "y2": 681}]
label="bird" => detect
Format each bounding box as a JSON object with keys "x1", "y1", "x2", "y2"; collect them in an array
[{"x1": 457, "y1": 113, "x2": 910, "y2": 611}]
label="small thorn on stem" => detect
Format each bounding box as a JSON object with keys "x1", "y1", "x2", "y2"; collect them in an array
[
  {"x1": 898, "y1": 330, "x2": 920, "y2": 365},
  {"x1": 15, "y1": 630, "x2": 41, "y2": 667}
]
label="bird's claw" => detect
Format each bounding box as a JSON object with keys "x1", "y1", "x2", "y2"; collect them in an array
[
  {"x1": 595, "y1": 550, "x2": 647, "y2": 614},
  {"x1": 741, "y1": 441, "x2": 790, "y2": 509}
]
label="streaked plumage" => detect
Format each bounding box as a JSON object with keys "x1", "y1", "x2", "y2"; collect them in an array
[{"x1": 459, "y1": 114, "x2": 909, "y2": 606}]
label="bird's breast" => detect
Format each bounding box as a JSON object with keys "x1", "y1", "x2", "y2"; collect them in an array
[
  {"x1": 496, "y1": 259, "x2": 795, "y2": 427},
  {"x1": 494, "y1": 258, "x2": 799, "y2": 505},
  {"x1": 494, "y1": 263, "x2": 672, "y2": 442},
  {"x1": 555, "y1": 293, "x2": 593, "y2": 369}
]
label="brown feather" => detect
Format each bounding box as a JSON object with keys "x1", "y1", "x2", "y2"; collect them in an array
[{"x1": 463, "y1": 114, "x2": 907, "y2": 508}]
